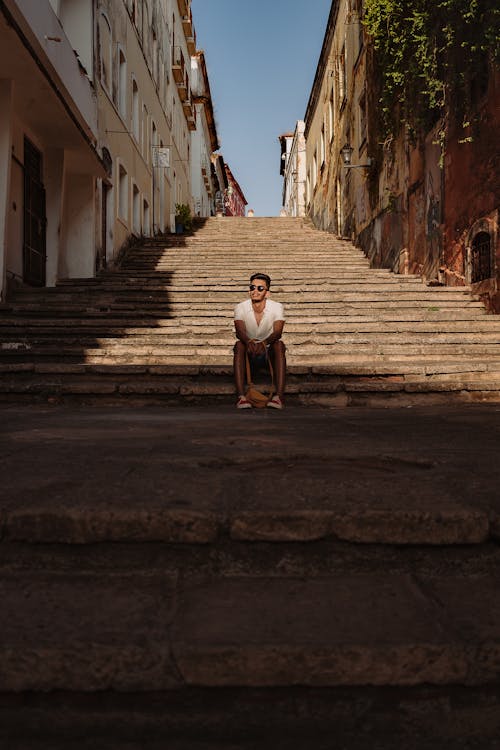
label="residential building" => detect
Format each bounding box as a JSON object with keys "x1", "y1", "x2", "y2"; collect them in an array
[
  {"x1": 0, "y1": 0, "x2": 222, "y2": 300},
  {"x1": 304, "y1": 0, "x2": 500, "y2": 309},
  {"x1": 212, "y1": 153, "x2": 227, "y2": 216},
  {"x1": 191, "y1": 51, "x2": 219, "y2": 217},
  {"x1": 0, "y1": 0, "x2": 105, "y2": 302},
  {"x1": 279, "y1": 121, "x2": 306, "y2": 217},
  {"x1": 305, "y1": 0, "x2": 366, "y2": 237},
  {"x1": 223, "y1": 163, "x2": 247, "y2": 217},
  {"x1": 96, "y1": 0, "x2": 195, "y2": 265}
]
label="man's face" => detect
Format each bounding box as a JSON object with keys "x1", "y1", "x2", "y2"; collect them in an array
[{"x1": 249, "y1": 279, "x2": 269, "y2": 302}]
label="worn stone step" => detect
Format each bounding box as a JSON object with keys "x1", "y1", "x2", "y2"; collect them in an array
[
  {"x1": 4, "y1": 360, "x2": 500, "y2": 377},
  {"x1": 0, "y1": 570, "x2": 499, "y2": 691},
  {"x1": 0, "y1": 313, "x2": 493, "y2": 329},
  {"x1": 3, "y1": 329, "x2": 500, "y2": 345}
]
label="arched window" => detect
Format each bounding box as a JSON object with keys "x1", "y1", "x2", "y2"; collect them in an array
[
  {"x1": 98, "y1": 10, "x2": 112, "y2": 92},
  {"x1": 471, "y1": 232, "x2": 492, "y2": 283}
]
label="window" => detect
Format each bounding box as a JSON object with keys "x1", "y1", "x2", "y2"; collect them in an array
[
  {"x1": 98, "y1": 11, "x2": 112, "y2": 92},
  {"x1": 312, "y1": 150, "x2": 318, "y2": 187},
  {"x1": 329, "y1": 88, "x2": 334, "y2": 141},
  {"x1": 118, "y1": 164, "x2": 128, "y2": 221},
  {"x1": 143, "y1": 0, "x2": 150, "y2": 49},
  {"x1": 142, "y1": 104, "x2": 149, "y2": 158},
  {"x1": 338, "y1": 45, "x2": 346, "y2": 109},
  {"x1": 143, "y1": 199, "x2": 150, "y2": 235},
  {"x1": 118, "y1": 48, "x2": 127, "y2": 118},
  {"x1": 132, "y1": 184, "x2": 140, "y2": 233},
  {"x1": 320, "y1": 126, "x2": 325, "y2": 167},
  {"x1": 358, "y1": 91, "x2": 367, "y2": 150},
  {"x1": 132, "y1": 78, "x2": 140, "y2": 141},
  {"x1": 152, "y1": 29, "x2": 159, "y2": 83},
  {"x1": 471, "y1": 232, "x2": 492, "y2": 283}
]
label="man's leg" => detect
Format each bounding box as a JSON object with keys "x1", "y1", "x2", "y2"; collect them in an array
[
  {"x1": 271, "y1": 340, "x2": 286, "y2": 398},
  {"x1": 233, "y1": 340, "x2": 247, "y2": 397}
]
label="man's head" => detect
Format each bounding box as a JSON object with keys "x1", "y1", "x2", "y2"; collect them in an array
[
  {"x1": 249, "y1": 273, "x2": 271, "y2": 303},
  {"x1": 250, "y1": 273, "x2": 271, "y2": 290}
]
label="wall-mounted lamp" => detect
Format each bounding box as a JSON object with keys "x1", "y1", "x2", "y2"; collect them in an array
[{"x1": 341, "y1": 142, "x2": 372, "y2": 169}]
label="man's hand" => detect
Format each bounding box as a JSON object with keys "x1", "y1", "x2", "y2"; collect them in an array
[{"x1": 247, "y1": 339, "x2": 265, "y2": 356}]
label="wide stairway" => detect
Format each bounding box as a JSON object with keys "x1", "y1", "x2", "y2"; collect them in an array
[
  {"x1": 1, "y1": 216, "x2": 500, "y2": 404},
  {"x1": 2, "y1": 217, "x2": 500, "y2": 748}
]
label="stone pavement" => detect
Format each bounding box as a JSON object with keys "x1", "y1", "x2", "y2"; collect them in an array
[{"x1": 1, "y1": 402, "x2": 500, "y2": 748}]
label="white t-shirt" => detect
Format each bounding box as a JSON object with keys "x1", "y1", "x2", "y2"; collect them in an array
[{"x1": 234, "y1": 298, "x2": 285, "y2": 342}]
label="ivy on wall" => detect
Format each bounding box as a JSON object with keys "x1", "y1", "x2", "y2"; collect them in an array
[{"x1": 363, "y1": 0, "x2": 500, "y2": 138}]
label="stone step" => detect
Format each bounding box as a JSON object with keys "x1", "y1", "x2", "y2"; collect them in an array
[
  {"x1": 2, "y1": 320, "x2": 500, "y2": 336},
  {"x1": 3, "y1": 335, "x2": 500, "y2": 352},
  {"x1": 2, "y1": 371, "x2": 500, "y2": 406},
  {"x1": 4, "y1": 360, "x2": 500, "y2": 376},
  {"x1": 4, "y1": 300, "x2": 486, "y2": 313},
  {"x1": 8, "y1": 291, "x2": 477, "y2": 305},
  {"x1": 0, "y1": 313, "x2": 493, "y2": 327},
  {"x1": 1, "y1": 570, "x2": 499, "y2": 692}
]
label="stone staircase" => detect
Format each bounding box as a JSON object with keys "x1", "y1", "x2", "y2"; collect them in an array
[
  {"x1": 2, "y1": 217, "x2": 500, "y2": 747},
  {"x1": 2, "y1": 216, "x2": 500, "y2": 404}
]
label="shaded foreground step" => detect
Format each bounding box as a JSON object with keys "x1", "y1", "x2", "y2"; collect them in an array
[
  {"x1": 1, "y1": 402, "x2": 500, "y2": 747},
  {"x1": 1, "y1": 572, "x2": 500, "y2": 691}
]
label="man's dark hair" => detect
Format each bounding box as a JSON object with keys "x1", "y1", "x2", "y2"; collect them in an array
[{"x1": 250, "y1": 272, "x2": 271, "y2": 289}]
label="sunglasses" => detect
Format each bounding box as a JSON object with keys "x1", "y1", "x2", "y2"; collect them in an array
[{"x1": 249, "y1": 284, "x2": 267, "y2": 292}]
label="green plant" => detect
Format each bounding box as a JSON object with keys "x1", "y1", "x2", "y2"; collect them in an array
[
  {"x1": 175, "y1": 203, "x2": 193, "y2": 231},
  {"x1": 363, "y1": 0, "x2": 500, "y2": 140}
]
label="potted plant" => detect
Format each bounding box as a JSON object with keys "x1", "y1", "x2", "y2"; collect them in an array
[{"x1": 175, "y1": 203, "x2": 193, "y2": 234}]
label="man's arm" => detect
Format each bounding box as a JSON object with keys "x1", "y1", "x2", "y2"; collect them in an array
[
  {"x1": 264, "y1": 320, "x2": 285, "y2": 347},
  {"x1": 235, "y1": 320, "x2": 259, "y2": 355}
]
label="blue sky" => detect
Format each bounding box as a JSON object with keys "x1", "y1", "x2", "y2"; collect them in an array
[{"x1": 191, "y1": 0, "x2": 332, "y2": 217}]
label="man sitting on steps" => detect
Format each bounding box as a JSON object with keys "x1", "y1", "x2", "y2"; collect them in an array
[{"x1": 233, "y1": 273, "x2": 286, "y2": 409}]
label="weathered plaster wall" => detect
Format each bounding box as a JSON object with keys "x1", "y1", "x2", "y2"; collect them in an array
[{"x1": 441, "y1": 69, "x2": 500, "y2": 309}]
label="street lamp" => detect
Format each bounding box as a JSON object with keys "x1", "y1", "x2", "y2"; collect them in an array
[{"x1": 341, "y1": 142, "x2": 372, "y2": 169}]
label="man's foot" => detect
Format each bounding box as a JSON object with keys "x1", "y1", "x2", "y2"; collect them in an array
[
  {"x1": 267, "y1": 394, "x2": 284, "y2": 409},
  {"x1": 236, "y1": 395, "x2": 252, "y2": 409}
]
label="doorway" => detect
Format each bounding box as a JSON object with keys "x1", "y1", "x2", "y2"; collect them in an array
[{"x1": 23, "y1": 138, "x2": 47, "y2": 286}]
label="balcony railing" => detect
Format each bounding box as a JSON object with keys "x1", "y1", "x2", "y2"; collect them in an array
[
  {"x1": 182, "y1": 10, "x2": 196, "y2": 54},
  {"x1": 177, "y1": 70, "x2": 189, "y2": 102},
  {"x1": 177, "y1": 0, "x2": 190, "y2": 16},
  {"x1": 172, "y1": 47, "x2": 185, "y2": 85}
]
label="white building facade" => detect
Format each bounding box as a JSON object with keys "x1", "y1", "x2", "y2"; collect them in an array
[
  {"x1": 0, "y1": 0, "x2": 223, "y2": 301},
  {"x1": 190, "y1": 51, "x2": 219, "y2": 217},
  {"x1": 0, "y1": 0, "x2": 105, "y2": 301},
  {"x1": 95, "y1": 0, "x2": 196, "y2": 263},
  {"x1": 279, "y1": 120, "x2": 306, "y2": 217}
]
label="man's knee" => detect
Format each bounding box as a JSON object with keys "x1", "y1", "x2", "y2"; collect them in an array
[
  {"x1": 272, "y1": 340, "x2": 286, "y2": 356},
  {"x1": 234, "y1": 340, "x2": 246, "y2": 355}
]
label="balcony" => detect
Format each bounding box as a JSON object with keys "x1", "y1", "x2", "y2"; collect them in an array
[
  {"x1": 186, "y1": 34, "x2": 196, "y2": 56},
  {"x1": 182, "y1": 96, "x2": 193, "y2": 118},
  {"x1": 177, "y1": 71, "x2": 189, "y2": 102},
  {"x1": 186, "y1": 106, "x2": 196, "y2": 131},
  {"x1": 182, "y1": 11, "x2": 197, "y2": 54},
  {"x1": 177, "y1": 0, "x2": 190, "y2": 15},
  {"x1": 172, "y1": 47, "x2": 185, "y2": 85}
]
